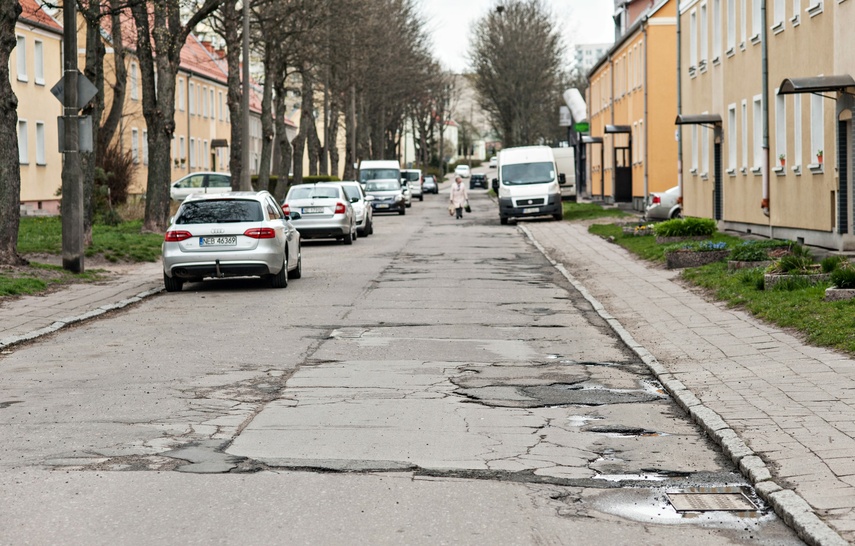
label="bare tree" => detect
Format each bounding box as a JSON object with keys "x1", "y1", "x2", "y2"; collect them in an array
[
  {"x1": 470, "y1": 0, "x2": 564, "y2": 147},
  {"x1": 131, "y1": 0, "x2": 223, "y2": 233},
  {"x1": 0, "y1": 0, "x2": 24, "y2": 265}
]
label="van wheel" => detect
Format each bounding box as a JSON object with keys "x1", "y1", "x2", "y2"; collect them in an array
[
  {"x1": 553, "y1": 212, "x2": 563, "y2": 221},
  {"x1": 500, "y1": 216, "x2": 509, "y2": 225}
]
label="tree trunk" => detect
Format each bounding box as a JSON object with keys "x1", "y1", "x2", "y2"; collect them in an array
[
  {"x1": 223, "y1": 1, "x2": 244, "y2": 190},
  {"x1": 97, "y1": 0, "x2": 127, "y2": 155},
  {"x1": 328, "y1": 103, "x2": 339, "y2": 177},
  {"x1": 81, "y1": 0, "x2": 107, "y2": 245},
  {"x1": 273, "y1": 79, "x2": 292, "y2": 201},
  {"x1": 0, "y1": 0, "x2": 25, "y2": 265},
  {"x1": 256, "y1": 45, "x2": 275, "y2": 193}
]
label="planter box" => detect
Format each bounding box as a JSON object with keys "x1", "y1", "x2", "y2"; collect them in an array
[
  {"x1": 666, "y1": 250, "x2": 730, "y2": 269},
  {"x1": 764, "y1": 273, "x2": 831, "y2": 290},
  {"x1": 622, "y1": 226, "x2": 654, "y2": 236},
  {"x1": 825, "y1": 287, "x2": 855, "y2": 301},
  {"x1": 728, "y1": 260, "x2": 773, "y2": 271},
  {"x1": 656, "y1": 235, "x2": 710, "y2": 245}
]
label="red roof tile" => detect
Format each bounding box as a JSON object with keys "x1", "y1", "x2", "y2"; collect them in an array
[{"x1": 19, "y1": 0, "x2": 62, "y2": 33}]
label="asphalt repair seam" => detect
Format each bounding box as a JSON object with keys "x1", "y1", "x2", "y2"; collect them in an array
[{"x1": 520, "y1": 224, "x2": 848, "y2": 546}]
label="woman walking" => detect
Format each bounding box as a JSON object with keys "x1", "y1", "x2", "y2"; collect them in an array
[{"x1": 449, "y1": 176, "x2": 469, "y2": 220}]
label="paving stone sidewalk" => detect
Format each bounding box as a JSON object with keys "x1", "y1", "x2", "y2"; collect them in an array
[
  {"x1": 0, "y1": 261, "x2": 162, "y2": 350},
  {"x1": 524, "y1": 221, "x2": 853, "y2": 546}
]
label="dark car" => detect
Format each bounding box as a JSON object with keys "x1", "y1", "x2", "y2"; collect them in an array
[
  {"x1": 470, "y1": 173, "x2": 488, "y2": 190},
  {"x1": 422, "y1": 175, "x2": 439, "y2": 194}
]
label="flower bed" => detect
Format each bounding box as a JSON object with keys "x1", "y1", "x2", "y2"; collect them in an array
[
  {"x1": 728, "y1": 260, "x2": 773, "y2": 271},
  {"x1": 665, "y1": 241, "x2": 730, "y2": 269},
  {"x1": 764, "y1": 272, "x2": 831, "y2": 290},
  {"x1": 825, "y1": 287, "x2": 855, "y2": 301},
  {"x1": 622, "y1": 224, "x2": 655, "y2": 236}
]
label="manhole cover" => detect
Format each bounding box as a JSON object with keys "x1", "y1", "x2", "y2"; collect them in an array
[{"x1": 666, "y1": 492, "x2": 758, "y2": 512}]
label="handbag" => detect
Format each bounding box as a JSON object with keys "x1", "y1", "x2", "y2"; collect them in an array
[
  {"x1": 448, "y1": 203, "x2": 455, "y2": 216},
  {"x1": 464, "y1": 200, "x2": 471, "y2": 213}
]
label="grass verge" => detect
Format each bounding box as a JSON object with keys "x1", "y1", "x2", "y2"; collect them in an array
[
  {"x1": 18, "y1": 217, "x2": 163, "y2": 262},
  {"x1": 562, "y1": 201, "x2": 631, "y2": 222},
  {"x1": 0, "y1": 262, "x2": 106, "y2": 297}
]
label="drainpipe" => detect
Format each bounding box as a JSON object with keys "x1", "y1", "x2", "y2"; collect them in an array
[
  {"x1": 610, "y1": 53, "x2": 615, "y2": 203},
  {"x1": 643, "y1": 24, "x2": 649, "y2": 207},
  {"x1": 676, "y1": 0, "x2": 683, "y2": 206},
  {"x1": 761, "y1": 0, "x2": 770, "y2": 217},
  {"x1": 186, "y1": 74, "x2": 192, "y2": 173}
]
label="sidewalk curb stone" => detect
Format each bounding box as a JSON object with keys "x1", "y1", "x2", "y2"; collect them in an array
[{"x1": 521, "y1": 224, "x2": 848, "y2": 546}]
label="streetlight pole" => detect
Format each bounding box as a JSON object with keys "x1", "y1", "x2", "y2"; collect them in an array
[
  {"x1": 61, "y1": 0, "x2": 84, "y2": 272},
  {"x1": 240, "y1": 0, "x2": 251, "y2": 190}
]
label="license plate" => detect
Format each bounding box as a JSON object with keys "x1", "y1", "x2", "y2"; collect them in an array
[
  {"x1": 376, "y1": 203, "x2": 389, "y2": 209},
  {"x1": 302, "y1": 207, "x2": 324, "y2": 214},
  {"x1": 523, "y1": 207, "x2": 539, "y2": 214},
  {"x1": 200, "y1": 236, "x2": 237, "y2": 246}
]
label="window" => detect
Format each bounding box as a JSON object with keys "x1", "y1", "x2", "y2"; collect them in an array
[
  {"x1": 753, "y1": 95, "x2": 763, "y2": 170},
  {"x1": 702, "y1": 112, "x2": 710, "y2": 175},
  {"x1": 178, "y1": 79, "x2": 185, "y2": 111},
  {"x1": 713, "y1": 0, "x2": 722, "y2": 60},
  {"x1": 201, "y1": 86, "x2": 207, "y2": 118},
  {"x1": 792, "y1": 0, "x2": 800, "y2": 24},
  {"x1": 752, "y1": 0, "x2": 762, "y2": 39},
  {"x1": 793, "y1": 94, "x2": 802, "y2": 168},
  {"x1": 210, "y1": 89, "x2": 214, "y2": 118},
  {"x1": 806, "y1": 0, "x2": 823, "y2": 16},
  {"x1": 131, "y1": 128, "x2": 139, "y2": 164},
  {"x1": 203, "y1": 140, "x2": 209, "y2": 170},
  {"x1": 189, "y1": 82, "x2": 195, "y2": 115},
  {"x1": 775, "y1": 90, "x2": 786, "y2": 166},
  {"x1": 142, "y1": 130, "x2": 149, "y2": 166},
  {"x1": 219, "y1": 91, "x2": 224, "y2": 120},
  {"x1": 130, "y1": 63, "x2": 139, "y2": 100},
  {"x1": 189, "y1": 137, "x2": 196, "y2": 168},
  {"x1": 774, "y1": 0, "x2": 785, "y2": 26},
  {"x1": 179, "y1": 136, "x2": 186, "y2": 166},
  {"x1": 690, "y1": 10, "x2": 698, "y2": 68},
  {"x1": 700, "y1": 3, "x2": 709, "y2": 64},
  {"x1": 740, "y1": 0, "x2": 747, "y2": 45},
  {"x1": 34, "y1": 40, "x2": 44, "y2": 85},
  {"x1": 692, "y1": 125, "x2": 699, "y2": 172},
  {"x1": 728, "y1": 105, "x2": 737, "y2": 171},
  {"x1": 18, "y1": 120, "x2": 28, "y2": 164},
  {"x1": 639, "y1": 120, "x2": 644, "y2": 163},
  {"x1": 16, "y1": 36, "x2": 27, "y2": 81},
  {"x1": 35, "y1": 121, "x2": 45, "y2": 165},
  {"x1": 741, "y1": 100, "x2": 748, "y2": 170},
  {"x1": 727, "y1": 0, "x2": 736, "y2": 52},
  {"x1": 810, "y1": 92, "x2": 823, "y2": 165}
]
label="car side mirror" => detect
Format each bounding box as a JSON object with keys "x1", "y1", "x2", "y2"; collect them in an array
[
  {"x1": 351, "y1": 197, "x2": 359, "y2": 203},
  {"x1": 288, "y1": 211, "x2": 302, "y2": 221},
  {"x1": 558, "y1": 173, "x2": 567, "y2": 185},
  {"x1": 364, "y1": 195, "x2": 375, "y2": 202}
]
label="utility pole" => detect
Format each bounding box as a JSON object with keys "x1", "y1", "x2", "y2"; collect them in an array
[
  {"x1": 240, "y1": 0, "x2": 252, "y2": 190},
  {"x1": 61, "y1": 0, "x2": 84, "y2": 272}
]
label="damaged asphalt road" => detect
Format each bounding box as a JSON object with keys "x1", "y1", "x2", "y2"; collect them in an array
[{"x1": 0, "y1": 195, "x2": 802, "y2": 544}]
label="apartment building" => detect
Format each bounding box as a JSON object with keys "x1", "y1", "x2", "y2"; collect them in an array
[
  {"x1": 14, "y1": 0, "x2": 63, "y2": 214},
  {"x1": 679, "y1": 0, "x2": 854, "y2": 250},
  {"x1": 587, "y1": 0, "x2": 678, "y2": 209}
]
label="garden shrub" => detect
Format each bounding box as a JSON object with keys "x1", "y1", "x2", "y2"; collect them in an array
[
  {"x1": 769, "y1": 275, "x2": 815, "y2": 291},
  {"x1": 729, "y1": 240, "x2": 791, "y2": 262},
  {"x1": 821, "y1": 255, "x2": 847, "y2": 273},
  {"x1": 830, "y1": 264, "x2": 855, "y2": 289},
  {"x1": 653, "y1": 217, "x2": 717, "y2": 237}
]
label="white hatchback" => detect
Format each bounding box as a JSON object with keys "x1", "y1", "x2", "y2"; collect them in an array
[
  {"x1": 170, "y1": 172, "x2": 232, "y2": 201},
  {"x1": 455, "y1": 164, "x2": 471, "y2": 178}
]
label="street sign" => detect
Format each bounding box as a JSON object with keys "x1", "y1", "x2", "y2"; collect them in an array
[
  {"x1": 559, "y1": 106, "x2": 573, "y2": 127},
  {"x1": 57, "y1": 116, "x2": 93, "y2": 153},
  {"x1": 50, "y1": 72, "x2": 99, "y2": 111},
  {"x1": 574, "y1": 122, "x2": 590, "y2": 133}
]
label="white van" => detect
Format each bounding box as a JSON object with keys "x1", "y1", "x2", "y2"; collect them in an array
[
  {"x1": 493, "y1": 146, "x2": 566, "y2": 225},
  {"x1": 552, "y1": 147, "x2": 576, "y2": 201},
  {"x1": 359, "y1": 160, "x2": 401, "y2": 186}
]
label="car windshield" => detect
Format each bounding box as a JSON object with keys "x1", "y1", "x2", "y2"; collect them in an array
[
  {"x1": 402, "y1": 171, "x2": 420, "y2": 181},
  {"x1": 366, "y1": 181, "x2": 399, "y2": 192},
  {"x1": 501, "y1": 162, "x2": 555, "y2": 185},
  {"x1": 176, "y1": 200, "x2": 263, "y2": 224},
  {"x1": 340, "y1": 185, "x2": 361, "y2": 200},
  {"x1": 360, "y1": 169, "x2": 399, "y2": 182},
  {"x1": 288, "y1": 186, "x2": 340, "y2": 200}
]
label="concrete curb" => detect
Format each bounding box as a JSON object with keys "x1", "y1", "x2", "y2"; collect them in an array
[
  {"x1": 0, "y1": 286, "x2": 163, "y2": 351},
  {"x1": 521, "y1": 225, "x2": 848, "y2": 546}
]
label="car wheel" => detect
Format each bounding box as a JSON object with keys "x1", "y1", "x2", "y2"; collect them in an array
[
  {"x1": 419, "y1": 195, "x2": 424, "y2": 201},
  {"x1": 163, "y1": 273, "x2": 184, "y2": 292},
  {"x1": 671, "y1": 209, "x2": 682, "y2": 219},
  {"x1": 271, "y1": 256, "x2": 288, "y2": 288},
  {"x1": 288, "y1": 249, "x2": 302, "y2": 279},
  {"x1": 406, "y1": 203, "x2": 411, "y2": 208},
  {"x1": 500, "y1": 216, "x2": 509, "y2": 225},
  {"x1": 366, "y1": 218, "x2": 373, "y2": 236},
  {"x1": 344, "y1": 229, "x2": 354, "y2": 245},
  {"x1": 399, "y1": 207, "x2": 406, "y2": 215}
]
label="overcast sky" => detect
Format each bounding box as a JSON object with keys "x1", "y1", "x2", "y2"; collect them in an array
[{"x1": 418, "y1": 0, "x2": 615, "y2": 73}]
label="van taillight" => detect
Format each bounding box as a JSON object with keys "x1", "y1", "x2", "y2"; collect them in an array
[
  {"x1": 164, "y1": 230, "x2": 192, "y2": 242},
  {"x1": 244, "y1": 227, "x2": 276, "y2": 239},
  {"x1": 335, "y1": 202, "x2": 347, "y2": 214}
]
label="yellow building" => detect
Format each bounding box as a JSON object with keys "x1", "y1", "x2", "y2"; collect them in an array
[
  {"x1": 586, "y1": 0, "x2": 677, "y2": 210},
  {"x1": 679, "y1": 0, "x2": 854, "y2": 250},
  {"x1": 14, "y1": 0, "x2": 63, "y2": 215}
]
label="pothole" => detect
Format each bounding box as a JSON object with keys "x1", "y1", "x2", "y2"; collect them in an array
[{"x1": 584, "y1": 425, "x2": 667, "y2": 438}]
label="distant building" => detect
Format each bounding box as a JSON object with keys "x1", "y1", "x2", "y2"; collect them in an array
[{"x1": 572, "y1": 43, "x2": 613, "y2": 74}]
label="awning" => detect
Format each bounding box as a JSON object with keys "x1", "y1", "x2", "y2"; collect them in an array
[
  {"x1": 778, "y1": 75, "x2": 855, "y2": 95},
  {"x1": 582, "y1": 136, "x2": 604, "y2": 144},
  {"x1": 675, "y1": 114, "x2": 722, "y2": 126},
  {"x1": 604, "y1": 125, "x2": 631, "y2": 134},
  {"x1": 211, "y1": 139, "x2": 229, "y2": 148}
]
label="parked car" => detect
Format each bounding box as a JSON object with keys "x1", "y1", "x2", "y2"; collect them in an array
[
  {"x1": 455, "y1": 164, "x2": 471, "y2": 178},
  {"x1": 470, "y1": 173, "x2": 488, "y2": 190},
  {"x1": 422, "y1": 175, "x2": 439, "y2": 194},
  {"x1": 364, "y1": 179, "x2": 406, "y2": 215},
  {"x1": 401, "y1": 180, "x2": 413, "y2": 208},
  {"x1": 336, "y1": 181, "x2": 374, "y2": 237},
  {"x1": 401, "y1": 169, "x2": 424, "y2": 201},
  {"x1": 162, "y1": 191, "x2": 301, "y2": 292},
  {"x1": 645, "y1": 186, "x2": 682, "y2": 220},
  {"x1": 283, "y1": 183, "x2": 357, "y2": 244},
  {"x1": 488, "y1": 156, "x2": 498, "y2": 168},
  {"x1": 170, "y1": 172, "x2": 232, "y2": 201}
]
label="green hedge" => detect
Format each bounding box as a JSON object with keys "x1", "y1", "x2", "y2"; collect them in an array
[{"x1": 653, "y1": 217, "x2": 717, "y2": 237}]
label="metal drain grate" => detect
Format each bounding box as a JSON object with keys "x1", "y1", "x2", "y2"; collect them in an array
[{"x1": 666, "y1": 492, "x2": 758, "y2": 512}]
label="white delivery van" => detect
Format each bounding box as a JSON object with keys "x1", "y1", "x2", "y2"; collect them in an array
[
  {"x1": 493, "y1": 146, "x2": 566, "y2": 225},
  {"x1": 358, "y1": 160, "x2": 401, "y2": 186},
  {"x1": 551, "y1": 147, "x2": 576, "y2": 201}
]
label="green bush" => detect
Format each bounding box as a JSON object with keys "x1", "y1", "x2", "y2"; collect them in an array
[
  {"x1": 770, "y1": 253, "x2": 814, "y2": 274},
  {"x1": 728, "y1": 240, "x2": 791, "y2": 262},
  {"x1": 821, "y1": 255, "x2": 847, "y2": 273},
  {"x1": 769, "y1": 275, "x2": 816, "y2": 291},
  {"x1": 830, "y1": 264, "x2": 855, "y2": 289},
  {"x1": 653, "y1": 217, "x2": 717, "y2": 237}
]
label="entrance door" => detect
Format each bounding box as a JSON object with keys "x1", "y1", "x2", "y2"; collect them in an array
[{"x1": 614, "y1": 146, "x2": 632, "y2": 203}]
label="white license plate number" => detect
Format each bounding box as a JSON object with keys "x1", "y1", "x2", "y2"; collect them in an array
[
  {"x1": 376, "y1": 203, "x2": 390, "y2": 209},
  {"x1": 523, "y1": 207, "x2": 540, "y2": 214},
  {"x1": 200, "y1": 236, "x2": 237, "y2": 246},
  {"x1": 303, "y1": 207, "x2": 324, "y2": 214}
]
